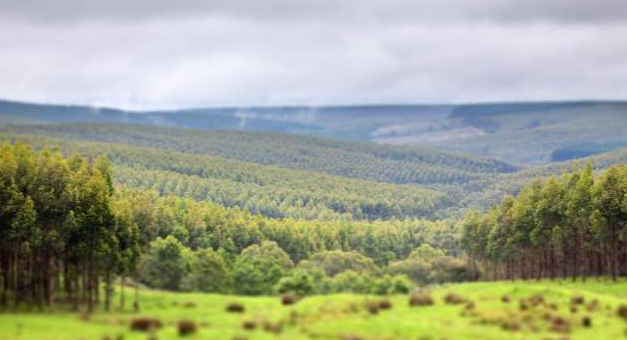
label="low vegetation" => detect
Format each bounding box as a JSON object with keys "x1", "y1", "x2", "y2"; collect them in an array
[{"x1": 2, "y1": 279, "x2": 627, "y2": 340}]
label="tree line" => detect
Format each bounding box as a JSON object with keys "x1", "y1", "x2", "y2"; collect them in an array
[
  {"x1": 461, "y1": 163, "x2": 627, "y2": 281},
  {"x1": 1, "y1": 142, "x2": 471, "y2": 310},
  {"x1": 120, "y1": 189, "x2": 471, "y2": 294},
  {"x1": 0, "y1": 143, "x2": 140, "y2": 312},
  {"x1": 0, "y1": 134, "x2": 444, "y2": 221}
]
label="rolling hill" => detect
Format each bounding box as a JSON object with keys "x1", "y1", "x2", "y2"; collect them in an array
[
  {"x1": 0, "y1": 123, "x2": 517, "y2": 186},
  {"x1": 2, "y1": 99, "x2": 627, "y2": 165},
  {"x1": 4, "y1": 120, "x2": 627, "y2": 217}
]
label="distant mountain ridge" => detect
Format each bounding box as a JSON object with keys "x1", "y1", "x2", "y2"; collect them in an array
[{"x1": 1, "y1": 98, "x2": 626, "y2": 164}]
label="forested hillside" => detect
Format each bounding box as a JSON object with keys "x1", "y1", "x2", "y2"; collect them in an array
[
  {"x1": 430, "y1": 102, "x2": 627, "y2": 164},
  {"x1": 0, "y1": 123, "x2": 517, "y2": 186},
  {"x1": 469, "y1": 147, "x2": 627, "y2": 208},
  {"x1": 4, "y1": 123, "x2": 627, "y2": 220},
  {"x1": 0, "y1": 134, "x2": 445, "y2": 220},
  {"x1": 461, "y1": 163, "x2": 627, "y2": 281},
  {"x1": 0, "y1": 143, "x2": 468, "y2": 310},
  {"x1": 3, "y1": 99, "x2": 626, "y2": 166}
]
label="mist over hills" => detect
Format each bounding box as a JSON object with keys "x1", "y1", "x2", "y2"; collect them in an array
[{"x1": 1, "y1": 98, "x2": 626, "y2": 165}]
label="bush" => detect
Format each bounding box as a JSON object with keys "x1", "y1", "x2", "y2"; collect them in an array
[
  {"x1": 370, "y1": 274, "x2": 412, "y2": 295},
  {"x1": 275, "y1": 270, "x2": 314, "y2": 296},
  {"x1": 329, "y1": 271, "x2": 373, "y2": 294},
  {"x1": 309, "y1": 251, "x2": 379, "y2": 277},
  {"x1": 281, "y1": 294, "x2": 300, "y2": 306},
  {"x1": 233, "y1": 242, "x2": 293, "y2": 295},
  {"x1": 138, "y1": 236, "x2": 190, "y2": 290},
  {"x1": 409, "y1": 292, "x2": 434, "y2": 306},
  {"x1": 130, "y1": 318, "x2": 163, "y2": 332},
  {"x1": 444, "y1": 293, "x2": 465, "y2": 305},
  {"x1": 177, "y1": 320, "x2": 197, "y2": 336},
  {"x1": 617, "y1": 305, "x2": 627, "y2": 321},
  {"x1": 226, "y1": 303, "x2": 245, "y2": 313},
  {"x1": 181, "y1": 248, "x2": 233, "y2": 293},
  {"x1": 378, "y1": 299, "x2": 392, "y2": 310},
  {"x1": 242, "y1": 320, "x2": 257, "y2": 330}
]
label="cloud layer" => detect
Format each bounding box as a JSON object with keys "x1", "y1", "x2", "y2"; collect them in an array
[{"x1": 1, "y1": 0, "x2": 626, "y2": 108}]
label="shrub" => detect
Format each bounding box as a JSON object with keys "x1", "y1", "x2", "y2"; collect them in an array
[
  {"x1": 242, "y1": 320, "x2": 257, "y2": 330},
  {"x1": 378, "y1": 299, "x2": 392, "y2": 310},
  {"x1": 275, "y1": 270, "x2": 314, "y2": 296},
  {"x1": 582, "y1": 316, "x2": 592, "y2": 328},
  {"x1": 571, "y1": 295, "x2": 585, "y2": 305},
  {"x1": 617, "y1": 305, "x2": 627, "y2": 321},
  {"x1": 365, "y1": 301, "x2": 379, "y2": 315},
  {"x1": 281, "y1": 294, "x2": 300, "y2": 306},
  {"x1": 444, "y1": 293, "x2": 465, "y2": 305},
  {"x1": 528, "y1": 295, "x2": 544, "y2": 307},
  {"x1": 263, "y1": 321, "x2": 283, "y2": 334},
  {"x1": 226, "y1": 303, "x2": 245, "y2": 313},
  {"x1": 549, "y1": 316, "x2": 570, "y2": 333},
  {"x1": 177, "y1": 320, "x2": 198, "y2": 336},
  {"x1": 129, "y1": 318, "x2": 163, "y2": 332},
  {"x1": 409, "y1": 293, "x2": 434, "y2": 306}
]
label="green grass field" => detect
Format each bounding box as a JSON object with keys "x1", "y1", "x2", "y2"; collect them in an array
[{"x1": 2, "y1": 279, "x2": 627, "y2": 340}]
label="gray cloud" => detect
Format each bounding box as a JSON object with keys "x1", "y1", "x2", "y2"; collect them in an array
[
  {"x1": 0, "y1": 1, "x2": 626, "y2": 108},
  {"x1": 3, "y1": 0, "x2": 627, "y2": 24}
]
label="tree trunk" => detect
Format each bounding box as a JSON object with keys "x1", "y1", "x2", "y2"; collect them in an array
[
  {"x1": 133, "y1": 270, "x2": 140, "y2": 313},
  {"x1": 120, "y1": 275, "x2": 126, "y2": 311}
]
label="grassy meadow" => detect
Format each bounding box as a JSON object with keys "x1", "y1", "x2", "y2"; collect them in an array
[{"x1": 2, "y1": 279, "x2": 627, "y2": 340}]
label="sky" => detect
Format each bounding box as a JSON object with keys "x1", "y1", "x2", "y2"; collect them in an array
[{"x1": 0, "y1": 0, "x2": 626, "y2": 109}]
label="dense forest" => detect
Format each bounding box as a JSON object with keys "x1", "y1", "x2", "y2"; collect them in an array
[
  {"x1": 2, "y1": 99, "x2": 627, "y2": 166},
  {"x1": 0, "y1": 123, "x2": 518, "y2": 186},
  {"x1": 3, "y1": 116, "x2": 627, "y2": 313},
  {"x1": 0, "y1": 134, "x2": 445, "y2": 220},
  {"x1": 462, "y1": 163, "x2": 627, "y2": 281},
  {"x1": 0, "y1": 143, "x2": 139, "y2": 311},
  {"x1": 0, "y1": 143, "x2": 471, "y2": 311}
]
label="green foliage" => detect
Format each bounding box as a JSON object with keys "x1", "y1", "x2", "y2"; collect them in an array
[
  {"x1": 329, "y1": 271, "x2": 374, "y2": 294},
  {"x1": 0, "y1": 133, "x2": 444, "y2": 220},
  {"x1": 232, "y1": 241, "x2": 294, "y2": 295},
  {"x1": 6, "y1": 279, "x2": 627, "y2": 340},
  {"x1": 274, "y1": 270, "x2": 315, "y2": 296},
  {"x1": 181, "y1": 248, "x2": 233, "y2": 293},
  {"x1": 462, "y1": 163, "x2": 627, "y2": 281},
  {"x1": 0, "y1": 143, "x2": 137, "y2": 311},
  {"x1": 371, "y1": 274, "x2": 413, "y2": 295},
  {"x1": 387, "y1": 245, "x2": 470, "y2": 285},
  {"x1": 308, "y1": 250, "x2": 379, "y2": 277},
  {"x1": 139, "y1": 236, "x2": 191, "y2": 290},
  {"x1": 0, "y1": 123, "x2": 517, "y2": 185}
]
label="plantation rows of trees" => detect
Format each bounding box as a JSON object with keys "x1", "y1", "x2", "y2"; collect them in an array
[
  {"x1": 113, "y1": 189, "x2": 461, "y2": 265},
  {"x1": 117, "y1": 190, "x2": 471, "y2": 294},
  {"x1": 139, "y1": 237, "x2": 469, "y2": 296},
  {"x1": 0, "y1": 123, "x2": 517, "y2": 186},
  {"x1": 0, "y1": 134, "x2": 445, "y2": 220},
  {"x1": 0, "y1": 143, "x2": 140, "y2": 312},
  {"x1": 461, "y1": 163, "x2": 627, "y2": 281},
  {"x1": 0, "y1": 143, "x2": 471, "y2": 310}
]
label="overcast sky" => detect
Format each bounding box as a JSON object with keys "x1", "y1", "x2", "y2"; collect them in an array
[{"x1": 0, "y1": 0, "x2": 626, "y2": 109}]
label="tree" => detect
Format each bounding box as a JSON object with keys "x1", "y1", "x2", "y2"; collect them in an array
[
  {"x1": 275, "y1": 270, "x2": 315, "y2": 296},
  {"x1": 181, "y1": 248, "x2": 233, "y2": 293},
  {"x1": 139, "y1": 236, "x2": 190, "y2": 290},
  {"x1": 309, "y1": 250, "x2": 379, "y2": 277},
  {"x1": 329, "y1": 271, "x2": 373, "y2": 294},
  {"x1": 232, "y1": 241, "x2": 293, "y2": 295}
]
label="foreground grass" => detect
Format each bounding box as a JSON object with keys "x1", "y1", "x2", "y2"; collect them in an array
[{"x1": 2, "y1": 279, "x2": 627, "y2": 340}]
